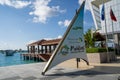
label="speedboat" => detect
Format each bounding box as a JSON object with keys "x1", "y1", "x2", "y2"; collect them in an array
[{"x1": 4, "y1": 50, "x2": 15, "y2": 56}]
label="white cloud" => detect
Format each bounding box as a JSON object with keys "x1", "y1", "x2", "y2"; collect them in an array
[
  {"x1": 43, "y1": 38, "x2": 53, "y2": 40},
  {"x1": 57, "y1": 35, "x2": 62, "y2": 38},
  {"x1": 0, "y1": 41, "x2": 15, "y2": 50},
  {"x1": 27, "y1": 40, "x2": 37, "y2": 45},
  {"x1": 43, "y1": 35, "x2": 62, "y2": 40},
  {"x1": 43, "y1": 36, "x2": 61, "y2": 40},
  {"x1": 0, "y1": 0, "x2": 31, "y2": 9},
  {"x1": 0, "y1": 41, "x2": 9, "y2": 50},
  {"x1": 58, "y1": 21, "x2": 63, "y2": 26},
  {"x1": 78, "y1": 0, "x2": 92, "y2": 11},
  {"x1": 58, "y1": 19, "x2": 71, "y2": 27},
  {"x1": 29, "y1": 0, "x2": 66, "y2": 23}
]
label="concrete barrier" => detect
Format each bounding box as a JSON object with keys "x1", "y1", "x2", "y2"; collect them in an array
[{"x1": 87, "y1": 52, "x2": 117, "y2": 63}]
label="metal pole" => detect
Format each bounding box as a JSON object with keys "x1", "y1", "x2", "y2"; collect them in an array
[
  {"x1": 110, "y1": 6, "x2": 116, "y2": 59},
  {"x1": 111, "y1": 19, "x2": 116, "y2": 56},
  {"x1": 76, "y1": 58, "x2": 80, "y2": 68},
  {"x1": 104, "y1": 4, "x2": 109, "y2": 62}
]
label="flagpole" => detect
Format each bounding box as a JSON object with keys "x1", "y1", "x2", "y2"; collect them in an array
[
  {"x1": 111, "y1": 19, "x2": 116, "y2": 56},
  {"x1": 104, "y1": 3, "x2": 109, "y2": 62},
  {"x1": 110, "y1": 6, "x2": 116, "y2": 60}
]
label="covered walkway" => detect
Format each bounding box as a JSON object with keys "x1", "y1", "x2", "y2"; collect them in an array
[{"x1": 21, "y1": 38, "x2": 61, "y2": 61}]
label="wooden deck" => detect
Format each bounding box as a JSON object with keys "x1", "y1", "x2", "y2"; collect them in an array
[{"x1": 21, "y1": 53, "x2": 51, "y2": 62}]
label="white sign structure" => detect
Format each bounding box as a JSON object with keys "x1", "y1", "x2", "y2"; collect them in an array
[{"x1": 42, "y1": 1, "x2": 89, "y2": 75}]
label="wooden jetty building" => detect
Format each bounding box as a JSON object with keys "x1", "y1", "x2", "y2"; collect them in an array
[{"x1": 21, "y1": 38, "x2": 61, "y2": 62}]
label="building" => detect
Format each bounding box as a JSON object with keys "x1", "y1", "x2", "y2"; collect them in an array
[
  {"x1": 89, "y1": 0, "x2": 120, "y2": 54},
  {"x1": 27, "y1": 38, "x2": 61, "y2": 54},
  {"x1": 20, "y1": 38, "x2": 61, "y2": 62}
]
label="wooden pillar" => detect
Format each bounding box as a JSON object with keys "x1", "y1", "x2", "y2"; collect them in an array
[
  {"x1": 27, "y1": 46, "x2": 29, "y2": 53},
  {"x1": 32, "y1": 46, "x2": 35, "y2": 53},
  {"x1": 32, "y1": 46, "x2": 33, "y2": 53},
  {"x1": 33, "y1": 46, "x2": 35, "y2": 53},
  {"x1": 31, "y1": 46, "x2": 33, "y2": 53},
  {"x1": 39, "y1": 45, "x2": 41, "y2": 53},
  {"x1": 45, "y1": 45, "x2": 47, "y2": 53},
  {"x1": 41, "y1": 45, "x2": 43, "y2": 53},
  {"x1": 49, "y1": 45, "x2": 51, "y2": 53},
  {"x1": 53, "y1": 44, "x2": 56, "y2": 50},
  {"x1": 30, "y1": 46, "x2": 32, "y2": 53},
  {"x1": 38, "y1": 45, "x2": 40, "y2": 53}
]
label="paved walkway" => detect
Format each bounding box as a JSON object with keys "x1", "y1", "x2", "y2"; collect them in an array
[{"x1": 0, "y1": 58, "x2": 120, "y2": 80}]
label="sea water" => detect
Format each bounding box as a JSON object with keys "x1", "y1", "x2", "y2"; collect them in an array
[{"x1": 0, "y1": 52, "x2": 38, "y2": 67}]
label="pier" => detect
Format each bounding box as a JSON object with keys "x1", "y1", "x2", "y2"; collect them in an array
[
  {"x1": 21, "y1": 53, "x2": 51, "y2": 62},
  {"x1": 21, "y1": 38, "x2": 61, "y2": 62}
]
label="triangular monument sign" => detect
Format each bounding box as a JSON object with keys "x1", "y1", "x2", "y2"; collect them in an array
[{"x1": 42, "y1": 1, "x2": 89, "y2": 75}]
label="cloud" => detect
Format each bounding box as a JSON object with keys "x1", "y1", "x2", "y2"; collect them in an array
[
  {"x1": 78, "y1": 0, "x2": 92, "y2": 11},
  {"x1": 27, "y1": 40, "x2": 37, "y2": 45},
  {"x1": 57, "y1": 35, "x2": 62, "y2": 38},
  {"x1": 29, "y1": 0, "x2": 66, "y2": 23},
  {"x1": 43, "y1": 38, "x2": 53, "y2": 40},
  {"x1": 43, "y1": 35, "x2": 62, "y2": 40},
  {"x1": 58, "y1": 19, "x2": 71, "y2": 27},
  {"x1": 0, "y1": 0, "x2": 31, "y2": 9},
  {"x1": 0, "y1": 41, "x2": 15, "y2": 50},
  {"x1": 43, "y1": 36, "x2": 61, "y2": 40}
]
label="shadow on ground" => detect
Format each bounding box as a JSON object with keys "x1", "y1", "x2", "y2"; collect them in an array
[
  {"x1": 39, "y1": 65, "x2": 120, "y2": 80},
  {"x1": 45, "y1": 57, "x2": 120, "y2": 77},
  {"x1": 45, "y1": 66, "x2": 120, "y2": 76}
]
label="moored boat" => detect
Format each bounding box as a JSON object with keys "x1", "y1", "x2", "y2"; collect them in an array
[{"x1": 4, "y1": 50, "x2": 15, "y2": 56}]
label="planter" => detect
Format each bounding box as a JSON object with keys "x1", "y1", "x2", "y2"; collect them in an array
[{"x1": 87, "y1": 52, "x2": 116, "y2": 63}]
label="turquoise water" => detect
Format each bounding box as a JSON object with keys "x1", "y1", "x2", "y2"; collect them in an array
[{"x1": 0, "y1": 52, "x2": 38, "y2": 67}]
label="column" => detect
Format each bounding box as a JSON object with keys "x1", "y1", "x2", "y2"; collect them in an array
[
  {"x1": 49, "y1": 45, "x2": 51, "y2": 53},
  {"x1": 41, "y1": 45, "x2": 43, "y2": 53},
  {"x1": 33, "y1": 46, "x2": 35, "y2": 53},
  {"x1": 30, "y1": 46, "x2": 32, "y2": 53},
  {"x1": 45, "y1": 45, "x2": 47, "y2": 53},
  {"x1": 53, "y1": 44, "x2": 57, "y2": 50},
  {"x1": 27, "y1": 46, "x2": 29, "y2": 53},
  {"x1": 38, "y1": 45, "x2": 39, "y2": 53}
]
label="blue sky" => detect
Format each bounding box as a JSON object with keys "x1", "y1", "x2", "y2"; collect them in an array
[{"x1": 0, "y1": 0, "x2": 94, "y2": 50}]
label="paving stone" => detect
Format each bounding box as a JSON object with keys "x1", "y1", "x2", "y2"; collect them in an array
[
  {"x1": 52, "y1": 76, "x2": 72, "y2": 80},
  {"x1": 22, "y1": 76, "x2": 37, "y2": 80},
  {"x1": 0, "y1": 76, "x2": 21, "y2": 80},
  {"x1": 0, "y1": 62, "x2": 120, "y2": 80}
]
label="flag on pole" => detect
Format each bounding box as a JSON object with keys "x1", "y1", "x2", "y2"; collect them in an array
[
  {"x1": 42, "y1": 1, "x2": 89, "y2": 75},
  {"x1": 101, "y1": 4, "x2": 105, "y2": 21},
  {"x1": 100, "y1": 3, "x2": 110, "y2": 62},
  {"x1": 110, "y1": 8, "x2": 117, "y2": 21}
]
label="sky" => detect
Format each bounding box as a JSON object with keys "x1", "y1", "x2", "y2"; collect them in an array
[{"x1": 0, "y1": 0, "x2": 94, "y2": 50}]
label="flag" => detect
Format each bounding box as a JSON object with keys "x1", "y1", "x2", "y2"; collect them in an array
[
  {"x1": 110, "y1": 8, "x2": 117, "y2": 21},
  {"x1": 42, "y1": 1, "x2": 88, "y2": 75},
  {"x1": 101, "y1": 4, "x2": 105, "y2": 20}
]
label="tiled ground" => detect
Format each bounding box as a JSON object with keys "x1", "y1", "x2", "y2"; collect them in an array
[{"x1": 0, "y1": 60, "x2": 120, "y2": 80}]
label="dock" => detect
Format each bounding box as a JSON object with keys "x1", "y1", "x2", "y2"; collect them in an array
[
  {"x1": 21, "y1": 53, "x2": 51, "y2": 62},
  {"x1": 22, "y1": 38, "x2": 61, "y2": 62}
]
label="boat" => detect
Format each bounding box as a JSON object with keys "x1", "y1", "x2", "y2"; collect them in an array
[{"x1": 4, "y1": 50, "x2": 15, "y2": 56}]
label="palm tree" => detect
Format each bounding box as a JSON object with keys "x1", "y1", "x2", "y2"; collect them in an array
[
  {"x1": 84, "y1": 29, "x2": 94, "y2": 48},
  {"x1": 84, "y1": 29, "x2": 105, "y2": 48}
]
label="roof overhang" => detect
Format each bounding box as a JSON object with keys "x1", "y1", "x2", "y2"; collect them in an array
[{"x1": 91, "y1": 0, "x2": 111, "y2": 8}]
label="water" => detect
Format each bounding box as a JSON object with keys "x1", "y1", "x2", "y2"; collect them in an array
[{"x1": 0, "y1": 52, "x2": 38, "y2": 67}]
